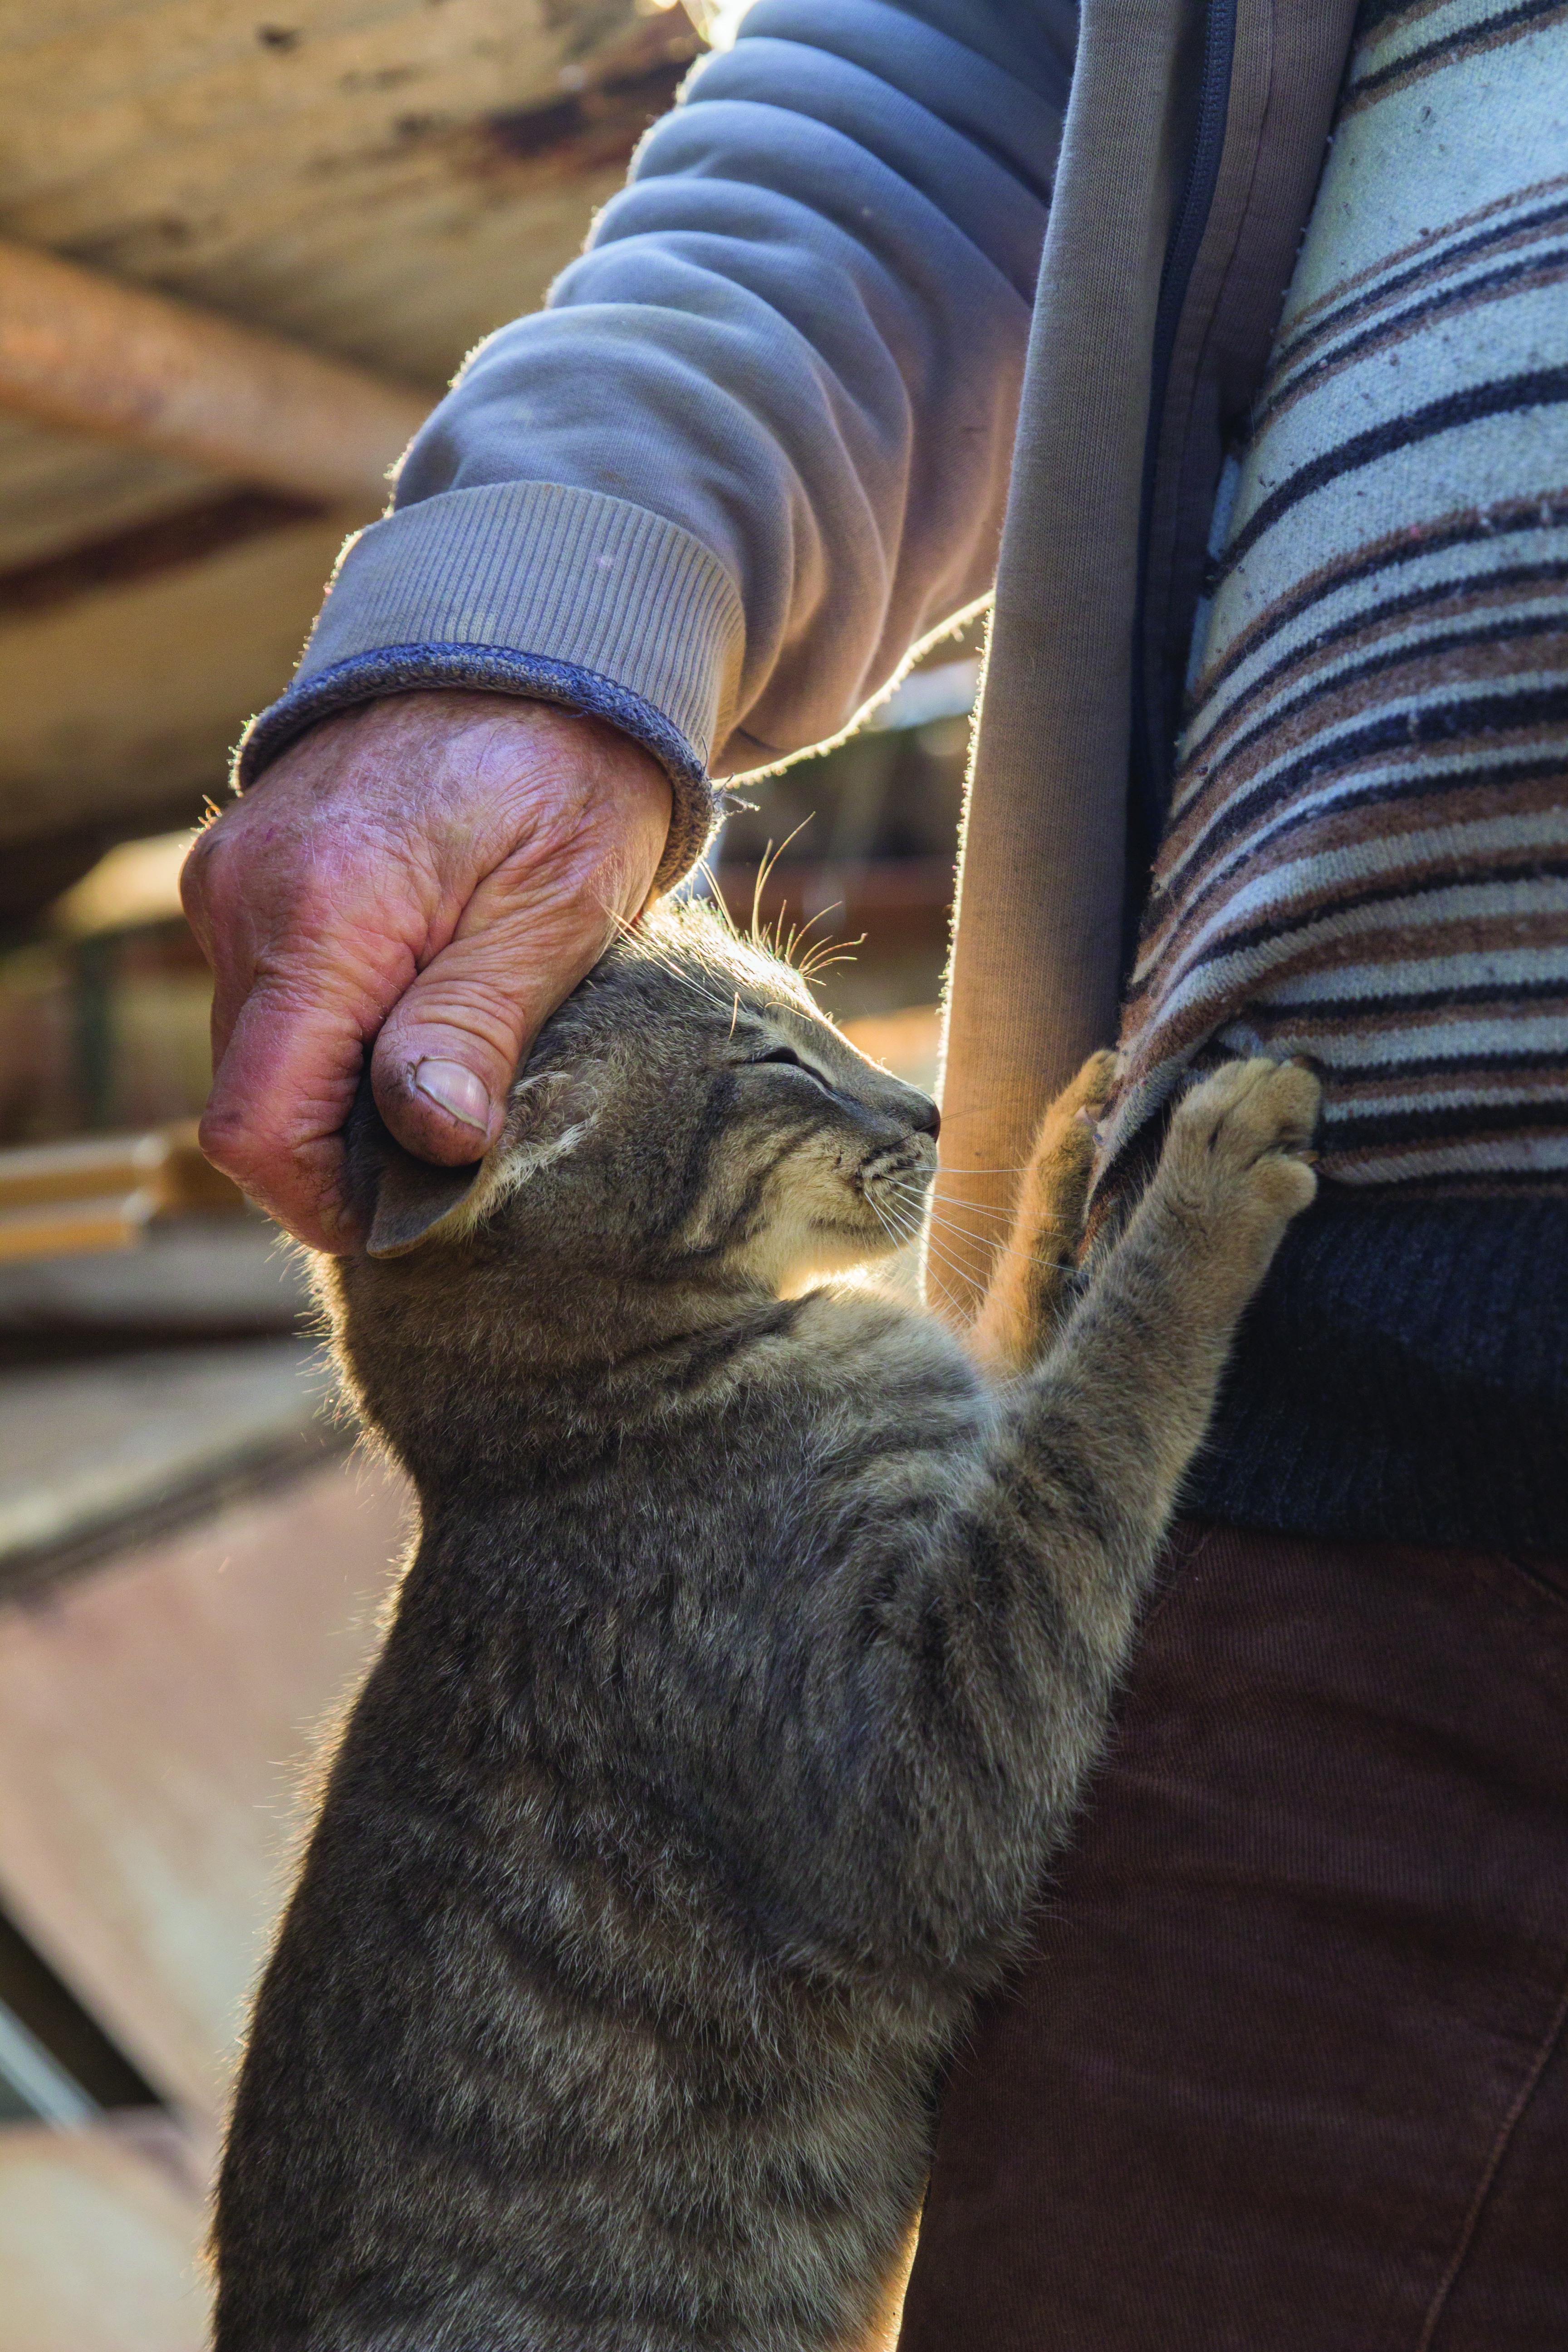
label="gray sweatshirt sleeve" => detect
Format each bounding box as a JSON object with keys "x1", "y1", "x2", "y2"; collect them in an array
[{"x1": 236, "y1": 0, "x2": 1073, "y2": 883}]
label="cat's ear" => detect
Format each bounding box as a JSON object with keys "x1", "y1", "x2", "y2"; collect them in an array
[
  {"x1": 341, "y1": 1061, "x2": 604, "y2": 1262},
  {"x1": 495, "y1": 1065, "x2": 602, "y2": 1182},
  {"x1": 341, "y1": 1064, "x2": 485, "y2": 1261}
]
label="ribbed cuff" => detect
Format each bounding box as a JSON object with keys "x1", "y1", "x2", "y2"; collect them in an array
[{"x1": 233, "y1": 481, "x2": 746, "y2": 892}]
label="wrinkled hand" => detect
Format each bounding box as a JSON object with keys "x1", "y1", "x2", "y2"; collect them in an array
[{"x1": 181, "y1": 691, "x2": 672, "y2": 1251}]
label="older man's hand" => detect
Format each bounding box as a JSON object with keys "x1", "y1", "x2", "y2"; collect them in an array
[{"x1": 181, "y1": 691, "x2": 672, "y2": 1252}]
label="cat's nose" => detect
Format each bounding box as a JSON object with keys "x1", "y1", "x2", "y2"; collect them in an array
[{"x1": 909, "y1": 1094, "x2": 941, "y2": 1139}]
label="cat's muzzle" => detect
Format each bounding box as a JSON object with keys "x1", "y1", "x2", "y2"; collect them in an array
[{"x1": 856, "y1": 1138, "x2": 938, "y2": 1204}]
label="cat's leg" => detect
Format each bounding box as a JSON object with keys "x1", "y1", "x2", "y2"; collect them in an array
[
  {"x1": 731, "y1": 1061, "x2": 1319, "y2": 1993},
  {"x1": 967, "y1": 1049, "x2": 1117, "y2": 1377},
  {"x1": 1050, "y1": 1055, "x2": 1320, "y2": 1524}
]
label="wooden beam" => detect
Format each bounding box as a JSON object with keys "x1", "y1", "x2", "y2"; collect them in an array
[
  {"x1": 0, "y1": 1123, "x2": 245, "y2": 1268},
  {"x1": 0, "y1": 490, "x2": 327, "y2": 624},
  {"x1": 0, "y1": 1453, "x2": 408, "y2": 2106},
  {"x1": 0, "y1": 239, "x2": 429, "y2": 505}
]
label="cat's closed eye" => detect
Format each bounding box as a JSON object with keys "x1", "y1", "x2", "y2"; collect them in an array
[{"x1": 745, "y1": 1044, "x2": 832, "y2": 1092}]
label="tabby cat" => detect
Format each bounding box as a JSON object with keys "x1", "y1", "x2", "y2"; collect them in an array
[{"x1": 213, "y1": 902, "x2": 1318, "y2": 2352}]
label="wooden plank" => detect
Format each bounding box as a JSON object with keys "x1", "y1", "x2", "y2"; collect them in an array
[
  {"x1": 0, "y1": 1199, "x2": 149, "y2": 1264},
  {"x1": 0, "y1": 1214, "x2": 311, "y2": 1344},
  {"x1": 0, "y1": 507, "x2": 354, "y2": 847},
  {"x1": 0, "y1": 408, "x2": 221, "y2": 574},
  {"x1": 0, "y1": 1123, "x2": 241, "y2": 1217},
  {"x1": 0, "y1": 489, "x2": 324, "y2": 621},
  {"x1": 0, "y1": 1337, "x2": 345, "y2": 1591},
  {"x1": 0, "y1": 235, "x2": 430, "y2": 502},
  {"x1": 0, "y1": 4, "x2": 699, "y2": 388},
  {"x1": 0, "y1": 1121, "x2": 246, "y2": 1265},
  {"x1": 0, "y1": 2117, "x2": 211, "y2": 2352},
  {"x1": 0, "y1": 3, "x2": 705, "y2": 852},
  {"x1": 0, "y1": 1451, "x2": 410, "y2": 2116}
]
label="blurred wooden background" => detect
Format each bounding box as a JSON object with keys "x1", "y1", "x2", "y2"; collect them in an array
[{"x1": 0, "y1": 4, "x2": 968, "y2": 2341}]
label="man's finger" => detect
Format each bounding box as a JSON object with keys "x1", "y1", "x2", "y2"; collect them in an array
[
  {"x1": 368, "y1": 745, "x2": 671, "y2": 1166},
  {"x1": 198, "y1": 976, "x2": 378, "y2": 1250},
  {"x1": 368, "y1": 884, "x2": 619, "y2": 1165}
]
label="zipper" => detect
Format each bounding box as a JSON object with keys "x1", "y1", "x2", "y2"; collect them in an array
[{"x1": 1123, "y1": 0, "x2": 1238, "y2": 972}]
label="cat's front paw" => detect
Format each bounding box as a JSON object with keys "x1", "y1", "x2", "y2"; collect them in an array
[
  {"x1": 1058, "y1": 1047, "x2": 1119, "y2": 1129},
  {"x1": 1166, "y1": 1057, "x2": 1321, "y2": 1232},
  {"x1": 1023, "y1": 1049, "x2": 1118, "y2": 1209}
]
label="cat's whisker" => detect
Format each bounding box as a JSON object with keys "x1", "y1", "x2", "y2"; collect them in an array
[
  {"x1": 599, "y1": 908, "x2": 736, "y2": 1019},
  {"x1": 688, "y1": 856, "x2": 741, "y2": 940},
  {"x1": 796, "y1": 936, "x2": 863, "y2": 983},
  {"x1": 888, "y1": 1179, "x2": 1079, "y2": 1242},
  {"x1": 885, "y1": 1190, "x2": 1075, "y2": 1277},
  {"x1": 919, "y1": 1257, "x2": 965, "y2": 1319},
  {"x1": 879, "y1": 1201, "x2": 924, "y2": 1250},
  {"x1": 902, "y1": 1195, "x2": 1025, "y2": 1232},
  {"x1": 633, "y1": 910, "x2": 751, "y2": 1013},
  {"x1": 865, "y1": 1186, "x2": 918, "y2": 1245},
  {"x1": 888, "y1": 1166, "x2": 1072, "y2": 1223},
  {"x1": 869, "y1": 1195, "x2": 965, "y2": 1314},
  {"x1": 748, "y1": 824, "x2": 813, "y2": 949},
  {"x1": 917, "y1": 1227, "x2": 996, "y2": 1297},
  {"x1": 866, "y1": 1195, "x2": 914, "y2": 1264},
  {"x1": 919, "y1": 1212, "x2": 1074, "y2": 1277},
  {"x1": 886, "y1": 1200, "x2": 988, "y2": 1278}
]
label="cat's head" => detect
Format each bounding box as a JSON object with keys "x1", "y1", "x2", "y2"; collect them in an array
[{"x1": 340, "y1": 901, "x2": 939, "y2": 1301}]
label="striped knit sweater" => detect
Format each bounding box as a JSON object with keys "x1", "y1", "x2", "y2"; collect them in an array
[
  {"x1": 1103, "y1": 0, "x2": 1568, "y2": 1199},
  {"x1": 1104, "y1": 0, "x2": 1568, "y2": 1551}
]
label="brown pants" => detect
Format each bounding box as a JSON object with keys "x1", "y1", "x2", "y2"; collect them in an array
[{"x1": 898, "y1": 1521, "x2": 1568, "y2": 2351}]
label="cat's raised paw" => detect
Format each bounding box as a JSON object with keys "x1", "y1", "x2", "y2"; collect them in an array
[
  {"x1": 1063, "y1": 1048, "x2": 1118, "y2": 1123},
  {"x1": 1169, "y1": 1057, "x2": 1321, "y2": 1221}
]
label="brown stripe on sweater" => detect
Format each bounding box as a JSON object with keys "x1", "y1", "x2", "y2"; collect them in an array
[
  {"x1": 1294, "y1": 1083, "x2": 1568, "y2": 1137},
  {"x1": 1152, "y1": 696, "x2": 1568, "y2": 937},
  {"x1": 1181, "y1": 565, "x2": 1568, "y2": 783},
  {"x1": 1194, "y1": 903, "x2": 1568, "y2": 1001},
  {"x1": 1256, "y1": 236, "x2": 1568, "y2": 439},
  {"x1": 1130, "y1": 872, "x2": 1568, "y2": 1060},
  {"x1": 1239, "y1": 984, "x2": 1568, "y2": 1037},
  {"x1": 1318, "y1": 1165, "x2": 1568, "y2": 1195},
  {"x1": 1143, "y1": 688, "x2": 1568, "y2": 963},
  {"x1": 1187, "y1": 496, "x2": 1568, "y2": 716},
  {"x1": 1216, "y1": 368, "x2": 1568, "y2": 581},
  {"x1": 1350, "y1": 0, "x2": 1470, "y2": 47},
  {"x1": 1313, "y1": 1058, "x2": 1568, "y2": 1103},
  {"x1": 1148, "y1": 753, "x2": 1568, "y2": 966},
  {"x1": 1321, "y1": 1096, "x2": 1568, "y2": 1152},
  {"x1": 1121, "y1": 887, "x2": 1568, "y2": 1078},
  {"x1": 1264, "y1": 182, "x2": 1568, "y2": 395},
  {"x1": 1140, "y1": 849, "x2": 1568, "y2": 1012},
  {"x1": 1343, "y1": 0, "x2": 1568, "y2": 116},
  {"x1": 1276, "y1": 170, "x2": 1568, "y2": 349},
  {"x1": 1171, "y1": 601, "x2": 1568, "y2": 854},
  {"x1": 1172, "y1": 624, "x2": 1568, "y2": 823},
  {"x1": 1175, "y1": 585, "x2": 1568, "y2": 837}
]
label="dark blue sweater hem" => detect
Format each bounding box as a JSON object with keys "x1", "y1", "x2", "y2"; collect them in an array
[{"x1": 1183, "y1": 1189, "x2": 1568, "y2": 1556}]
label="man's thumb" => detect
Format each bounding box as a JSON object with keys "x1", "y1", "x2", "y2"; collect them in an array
[{"x1": 369, "y1": 941, "x2": 550, "y2": 1168}]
